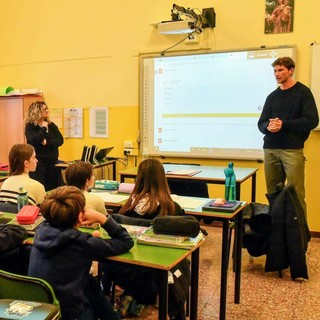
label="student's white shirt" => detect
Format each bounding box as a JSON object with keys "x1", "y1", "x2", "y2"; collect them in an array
[{"x1": 0, "y1": 173, "x2": 46, "y2": 205}]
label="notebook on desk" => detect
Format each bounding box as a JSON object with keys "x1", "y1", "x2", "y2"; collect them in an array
[
  {"x1": 166, "y1": 169, "x2": 201, "y2": 176},
  {"x1": 202, "y1": 200, "x2": 242, "y2": 213}
]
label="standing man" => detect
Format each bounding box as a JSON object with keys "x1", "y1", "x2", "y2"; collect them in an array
[{"x1": 258, "y1": 57, "x2": 319, "y2": 217}]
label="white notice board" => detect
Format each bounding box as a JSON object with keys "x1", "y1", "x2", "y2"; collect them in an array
[
  {"x1": 310, "y1": 43, "x2": 320, "y2": 129},
  {"x1": 89, "y1": 107, "x2": 109, "y2": 138}
]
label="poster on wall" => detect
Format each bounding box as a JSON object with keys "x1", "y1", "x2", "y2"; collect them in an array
[
  {"x1": 64, "y1": 108, "x2": 83, "y2": 138},
  {"x1": 89, "y1": 107, "x2": 109, "y2": 138},
  {"x1": 265, "y1": 0, "x2": 294, "y2": 34}
]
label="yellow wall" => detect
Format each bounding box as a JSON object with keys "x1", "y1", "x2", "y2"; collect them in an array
[{"x1": 1, "y1": 0, "x2": 320, "y2": 232}]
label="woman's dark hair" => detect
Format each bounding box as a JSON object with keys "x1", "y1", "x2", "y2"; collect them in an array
[
  {"x1": 9, "y1": 144, "x2": 35, "y2": 175},
  {"x1": 41, "y1": 186, "x2": 85, "y2": 228},
  {"x1": 119, "y1": 158, "x2": 175, "y2": 216},
  {"x1": 64, "y1": 161, "x2": 94, "y2": 190}
]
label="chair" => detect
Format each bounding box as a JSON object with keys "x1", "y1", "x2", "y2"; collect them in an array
[
  {"x1": 0, "y1": 269, "x2": 60, "y2": 319},
  {"x1": 163, "y1": 163, "x2": 213, "y2": 224}
]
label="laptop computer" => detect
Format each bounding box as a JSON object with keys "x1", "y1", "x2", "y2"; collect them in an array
[
  {"x1": 95, "y1": 147, "x2": 114, "y2": 162},
  {"x1": 81, "y1": 146, "x2": 91, "y2": 162},
  {"x1": 88, "y1": 145, "x2": 99, "y2": 164}
]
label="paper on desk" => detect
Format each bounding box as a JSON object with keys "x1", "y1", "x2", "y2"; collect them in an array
[
  {"x1": 166, "y1": 169, "x2": 201, "y2": 176},
  {"x1": 91, "y1": 192, "x2": 129, "y2": 203},
  {"x1": 171, "y1": 195, "x2": 209, "y2": 210}
]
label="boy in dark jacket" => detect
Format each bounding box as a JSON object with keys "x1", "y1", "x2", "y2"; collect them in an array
[
  {"x1": 28, "y1": 185, "x2": 134, "y2": 320},
  {"x1": 0, "y1": 223, "x2": 28, "y2": 273}
]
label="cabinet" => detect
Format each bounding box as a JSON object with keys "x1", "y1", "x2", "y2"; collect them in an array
[{"x1": 0, "y1": 95, "x2": 44, "y2": 163}]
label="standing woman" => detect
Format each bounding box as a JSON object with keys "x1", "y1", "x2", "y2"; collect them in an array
[{"x1": 25, "y1": 101, "x2": 64, "y2": 191}]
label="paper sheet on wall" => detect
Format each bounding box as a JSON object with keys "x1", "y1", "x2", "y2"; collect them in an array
[
  {"x1": 64, "y1": 108, "x2": 83, "y2": 138},
  {"x1": 50, "y1": 108, "x2": 63, "y2": 128},
  {"x1": 90, "y1": 107, "x2": 109, "y2": 138}
]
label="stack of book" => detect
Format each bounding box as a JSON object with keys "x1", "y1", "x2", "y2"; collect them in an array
[
  {"x1": 202, "y1": 199, "x2": 242, "y2": 213},
  {"x1": 137, "y1": 227, "x2": 204, "y2": 249}
]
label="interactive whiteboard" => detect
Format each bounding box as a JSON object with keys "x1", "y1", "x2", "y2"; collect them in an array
[{"x1": 140, "y1": 46, "x2": 296, "y2": 160}]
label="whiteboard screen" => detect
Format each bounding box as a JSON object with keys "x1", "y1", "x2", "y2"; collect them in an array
[{"x1": 140, "y1": 46, "x2": 296, "y2": 160}]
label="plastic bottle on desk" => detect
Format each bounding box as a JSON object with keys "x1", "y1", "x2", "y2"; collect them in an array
[
  {"x1": 17, "y1": 187, "x2": 28, "y2": 211},
  {"x1": 224, "y1": 162, "x2": 236, "y2": 201}
]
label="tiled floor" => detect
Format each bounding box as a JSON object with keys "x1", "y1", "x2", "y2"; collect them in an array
[{"x1": 125, "y1": 224, "x2": 320, "y2": 320}]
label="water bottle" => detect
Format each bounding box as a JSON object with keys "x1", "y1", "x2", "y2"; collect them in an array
[
  {"x1": 224, "y1": 162, "x2": 236, "y2": 201},
  {"x1": 17, "y1": 187, "x2": 28, "y2": 211}
]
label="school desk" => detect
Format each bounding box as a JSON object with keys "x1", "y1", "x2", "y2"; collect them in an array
[
  {"x1": 1, "y1": 212, "x2": 203, "y2": 320},
  {"x1": 56, "y1": 159, "x2": 117, "y2": 181},
  {"x1": 118, "y1": 164, "x2": 258, "y2": 201},
  {"x1": 87, "y1": 193, "x2": 246, "y2": 320}
]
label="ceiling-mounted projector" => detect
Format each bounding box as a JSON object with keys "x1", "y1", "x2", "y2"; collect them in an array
[
  {"x1": 157, "y1": 4, "x2": 215, "y2": 35},
  {"x1": 158, "y1": 21, "x2": 195, "y2": 34}
]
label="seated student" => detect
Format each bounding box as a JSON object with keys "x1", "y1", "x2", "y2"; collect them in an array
[
  {"x1": 64, "y1": 161, "x2": 107, "y2": 215},
  {"x1": 28, "y1": 185, "x2": 134, "y2": 320},
  {"x1": 104, "y1": 158, "x2": 189, "y2": 320},
  {"x1": 0, "y1": 144, "x2": 46, "y2": 209},
  {"x1": 0, "y1": 223, "x2": 28, "y2": 273},
  {"x1": 120, "y1": 158, "x2": 184, "y2": 219}
]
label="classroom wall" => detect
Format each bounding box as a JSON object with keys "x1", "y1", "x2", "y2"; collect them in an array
[{"x1": 1, "y1": 0, "x2": 320, "y2": 232}]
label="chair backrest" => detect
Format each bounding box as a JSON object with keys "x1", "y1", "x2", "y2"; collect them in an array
[
  {"x1": 0, "y1": 269, "x2": 60, "y2": 310},
  {"x1": 0, "y1": 202, "x2": 18, "y2": 213},
  {"x1": 168, "y1": 180, "x2": 209, "y2": 197},
  {"x1": 163, "y1": 163, "x2": 210, "y2": 198}
]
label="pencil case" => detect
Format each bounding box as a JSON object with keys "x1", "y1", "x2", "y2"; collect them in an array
[
  {"x1": 118, "y1": 183, "x2": 135, "y2": 194},
  {"x1": 17, "y1": 205, "x2": 40, "y2": 225},
  {"x1": 94, "y1": 180, "x2": 120, "y2": 190},
  {"x1": 153, "y1": 215, "x2": 200, "y2": 238}
]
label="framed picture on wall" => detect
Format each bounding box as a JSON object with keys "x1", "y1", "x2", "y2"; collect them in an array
[{"x1": 265, "y1": 0, "x2": 294, "y2": 34}]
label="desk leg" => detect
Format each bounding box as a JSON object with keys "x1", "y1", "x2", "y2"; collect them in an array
[
  {"x1": 219, "y1": 220, "x2": 229, "y2": 320},
  {"x1": 112, "y1": 161, "x2": 116, "y2": 181},
  {"x1": 158, "y1": 270, "x2": 169, "y2": 320},
  {"x1": 190, "y1": 248, "x2": 200, "y2": 320},
  {"x1": 234, "y1": 208, "x2": 243, "y2": 304},
  {"x1": 236, "y1": 182, "x2": 241, "y2": 200},
  {"x1": 251, "y1": 172, "x2": 256, "y2": 202}
]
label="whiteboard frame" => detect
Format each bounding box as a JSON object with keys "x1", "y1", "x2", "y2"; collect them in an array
[
  {"x1": 139, "y1": 45, "x2": 296, "y2": 160},
  {"x1": 310, "y1": 42, "x2": 320, "y2": 130}
]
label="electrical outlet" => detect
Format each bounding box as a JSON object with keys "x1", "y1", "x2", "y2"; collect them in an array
[
  {"x1": 124, "y1": 148, "x2": 139, "y2": 156},
  {"x1": 124, "y1": 141, "x2": 133, "y2": 148}
]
